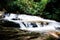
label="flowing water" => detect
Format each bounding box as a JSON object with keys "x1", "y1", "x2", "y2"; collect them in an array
[{"x1": 1, "y1": 13, "x2": 60, "y2": 32}]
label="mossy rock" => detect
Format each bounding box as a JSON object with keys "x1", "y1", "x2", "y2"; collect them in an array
[
  {"x1": 0, "y1": 26, "x2": 41, "y2": 40},
  {"x1": 0, "y1": 25, "x2": 57, "y2": 40}
]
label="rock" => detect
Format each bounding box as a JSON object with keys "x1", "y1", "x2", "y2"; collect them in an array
[{"x1": 0, "y1": 25, "x2": 59, "y2": 40}]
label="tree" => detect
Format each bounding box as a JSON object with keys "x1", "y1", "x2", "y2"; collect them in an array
[
  {"x1": 43, "y1": 0, "x2": 60, "y2": 21},
  {"x1": 0, "y1": 0, "x2": 49, "y2": 14},
  {"x1": 0, "y1": 0, "x2": 60, "y2": 21}
]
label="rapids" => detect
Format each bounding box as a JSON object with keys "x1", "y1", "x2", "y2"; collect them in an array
[{"x1": 1, "y1": 13, "x2": 60, "y2": 32}]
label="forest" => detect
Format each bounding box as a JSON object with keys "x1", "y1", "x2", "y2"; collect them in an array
[
  {"x1": 0, "y1": 0, "x2": 60, "y2": 22},
  {"x1": 0, "y1": 0, "x2": 60, "y2": 40}
]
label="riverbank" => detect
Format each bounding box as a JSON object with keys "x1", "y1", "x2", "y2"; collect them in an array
[
  {"x1": 0, "y1": 11, "x2": 60, "y2": 40},
  {"x1": 0, "y1": 25, "x2": 59, "y2": 40}
]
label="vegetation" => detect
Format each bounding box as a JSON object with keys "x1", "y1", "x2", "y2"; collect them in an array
[
  {"x1": 0, "y1": 0, "x2": 60, "y2": 40},
  {"x1": 0, "y1": 0, "x2": 60, "y2": 21},
  {"x1": 43, "y1": 0, "x2": 60, "y2": 21}
]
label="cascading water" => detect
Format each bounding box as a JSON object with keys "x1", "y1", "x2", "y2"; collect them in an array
[{"x1": 1, "y1": 13, "x2": 60, "y2": 32}]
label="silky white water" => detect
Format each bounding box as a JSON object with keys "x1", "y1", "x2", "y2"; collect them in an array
[{"x1": 2, "y1": 13, "x2": 60, "y2": 32}]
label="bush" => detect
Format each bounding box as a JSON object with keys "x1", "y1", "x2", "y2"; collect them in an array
[
  {"x1": 43, "y1": 0, "x2": 60, "y2": 21},
  {"x1": 0, "y1": 0, "x2": 49, "y2": 14},
  {"x1": 0, "y1": 0, "x2": 60, "y2": 21}
]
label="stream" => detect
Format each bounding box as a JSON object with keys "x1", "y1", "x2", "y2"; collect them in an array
[{"x1": 1, "y1": 13, "x2": 60, "y2": 32}]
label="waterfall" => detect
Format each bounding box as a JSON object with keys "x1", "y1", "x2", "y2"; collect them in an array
[
  {"x1": 3, "y1": 13, "x2": 17, "y2": 20},
  {"x1": 1, "y1": 13, "x2": 60, "y2": 32}
]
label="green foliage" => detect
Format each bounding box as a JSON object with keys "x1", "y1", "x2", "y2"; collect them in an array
[
  {"x1": 43, "y1": 0, "x2": 60, "y2": 21},
  {"x1": 18, "y1": 0, "x2": 49, "y2": 15},
  {"x1": 0, "y1": 0, "x2": 49, "y2": 14},
  {"x1": 0, "y1": 0, "x2": 14, "y2": 11},
  {"x1": 0, "y1": 0, "x2": 60, "y2": 21}
]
